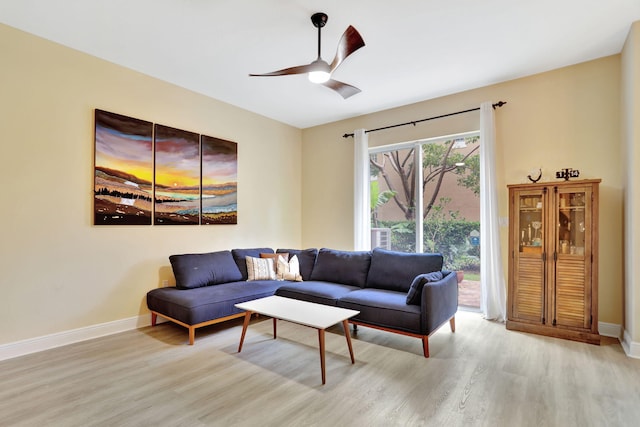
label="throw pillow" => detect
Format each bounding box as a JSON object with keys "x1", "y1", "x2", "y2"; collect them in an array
[
  {"x1": 231, "y1": 248, "x2": 275, "y2": 280},
  {"x1": 276, "y1": 255, "x2": 303, "y2": 281},
  {"x1": 260, "y1": 252, "x2": 289, "y2": 269},
  {"x1": 245, "y1": 256, "x2": 276, "y2": 281},
  {"x1": 276, "y1": 248, "x2": 318, "y2": 280},
  {"x1": 406, "y1": 271, "x2": 444, "y2": 305}
]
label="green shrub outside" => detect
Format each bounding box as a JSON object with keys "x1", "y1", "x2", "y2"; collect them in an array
[{"x1": 378, "y1": 219, "x2": 481, "y2": 272}]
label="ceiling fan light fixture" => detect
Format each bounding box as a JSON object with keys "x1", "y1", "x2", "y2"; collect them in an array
[
  {"x1": 308, "y1": 70, "x2": 330, "y2": 83},
  {"x1": 308, "y1": 59, "x2": 331, "y2": 83}
]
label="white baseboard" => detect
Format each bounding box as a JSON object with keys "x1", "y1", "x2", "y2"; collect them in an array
[
  {"x1": 598, "y1": 321, "x2": 622, "y2": 339},
  {"x1": 599, "y1": 322, "x2": 640, "y2": 358},
  {"x1": 599, "y1": 322, "x2": 640, "y2": 359},
  {"x1": 622, "y1": 330, "x2": 640, "y2": 359},
  {"x1": 0, "y1": 314, "x2": 156, "y2": 362}
]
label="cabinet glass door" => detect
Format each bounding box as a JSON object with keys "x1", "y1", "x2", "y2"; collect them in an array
[
  {"x1": 556, "y1": 191, "x2": 586, "y2": 257},
  {"x1": 554, "y1": 186, "x2": 591, "y2": 329},
  {"x1": 511, "y1": 189, "x2": 546, "y2": 323},
  {"x1": 518, "y1": 193, "x2": 544, "y2": 254}
]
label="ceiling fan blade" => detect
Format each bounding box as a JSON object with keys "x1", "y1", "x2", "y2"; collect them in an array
[
  {"x1": 329, "y1": 25, "x2": 365, "y2": 71},
  {"x1": 322, "y1": 79, "x2": 361, "y2": 99},
  {"x1": 249, "y1": 64, "x2": 314, "y2": 77}
]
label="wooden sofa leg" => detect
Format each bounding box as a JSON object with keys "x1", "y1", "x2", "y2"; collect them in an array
[
  {"x1": 188, "y1": 327, "x2": 195, "y2": 345},
  {"x1": 450, "y1": 316, "x2": 456, "y2": 333},
  {"x1": 422, "y1": 336, "x2": 430, "y2": 358},
  {"x1": 151, "y1": 312, "x2": 157, "y2": 326}
]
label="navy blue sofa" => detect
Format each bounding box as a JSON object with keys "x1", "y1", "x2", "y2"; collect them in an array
[{"x1": 146, "y1": 247, "x2": 458, "y2": 357}]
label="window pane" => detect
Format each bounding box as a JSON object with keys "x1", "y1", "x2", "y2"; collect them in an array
[
  {"x1": 370, "y1": 149, "x2": 416, "y2": 252},
  {"x1": 422, "y1": 137, "x2": 480, "y2": 272}
]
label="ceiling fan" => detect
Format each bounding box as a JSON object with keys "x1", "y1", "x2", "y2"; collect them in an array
[{"x1": 249, "y1": 12, "x2": 365, "y2": 99}]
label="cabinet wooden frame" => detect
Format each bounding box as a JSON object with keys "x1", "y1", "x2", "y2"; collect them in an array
[{"x1": 506, "y1": 179, "x2": 600, "y2": 345}]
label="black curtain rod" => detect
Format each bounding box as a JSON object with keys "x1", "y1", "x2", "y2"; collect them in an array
[{"x1": 342, "y1": 101, "x2": 507, "y2": 138}]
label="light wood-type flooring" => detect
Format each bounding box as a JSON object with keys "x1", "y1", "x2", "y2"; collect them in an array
[{"x1": 1, "y1": 310, "x2": 639, "y2": 426}]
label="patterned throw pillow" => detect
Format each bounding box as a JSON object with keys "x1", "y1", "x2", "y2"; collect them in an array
[
  {"x1": 276, "y1": 255, "x2": 303, "y2": 282},
  {"x1": 260, "y1": 252, "x2": 289, "y2": 269},
  {"x1": 245, "y1": 256, "x2": 276, "y2": 281}
]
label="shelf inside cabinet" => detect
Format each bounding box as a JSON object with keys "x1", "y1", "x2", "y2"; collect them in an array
[{"x1": 521, "y1": 245, "x2": 542, "y2": 254}]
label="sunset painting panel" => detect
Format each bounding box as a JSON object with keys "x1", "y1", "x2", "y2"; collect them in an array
[
  {"x1": 201, "y1": 135, "x2": 238, "y2": 224},
  {"x1": 154, "y1": 124, "x2": 200, "y2": 225},
  {"x1": 94, "y1": 109, "x2": 153, "y2": 225}
]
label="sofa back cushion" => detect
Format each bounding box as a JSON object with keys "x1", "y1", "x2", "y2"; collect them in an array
[
  {"x1": 309, "y1": 248, "x2": 371, "y2": 288},
  {"x1": 230, "y1": 248, "x2": 274, "y2": 280},
  {"x1": 277, "y1": 248, "x2": 318, "y2": 281},
  {"x1": 170, "y1": 250, "x2": 243, "y2": 289},
  {"x1": 366, "y1": 248, "x2": 444, "y2": 292}
]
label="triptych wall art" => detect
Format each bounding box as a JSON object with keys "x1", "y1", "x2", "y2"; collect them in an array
[{"x1": 94, "y1": 109, "x2": 238, "y2": 226}]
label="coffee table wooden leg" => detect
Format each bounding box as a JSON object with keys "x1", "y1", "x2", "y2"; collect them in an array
[
  {"x1": 238, "y1": 311, "x2": 252, "y2": 353},
  {"x1": 342, "y1": 320, "x2": 355, "y2": 364},
  {"x1": 273, "y1": 318, "x2": 277, "y2": 339},
  {"x1": 318, "y1": 329, "x2": 326, "y2": 385}
]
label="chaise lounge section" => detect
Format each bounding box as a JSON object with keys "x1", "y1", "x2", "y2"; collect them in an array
[{"x1": 146, "y1": 248, "x2": 284, "y2": 345}]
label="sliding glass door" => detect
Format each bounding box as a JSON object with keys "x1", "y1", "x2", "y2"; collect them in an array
[{"x1": 369, "y1": 131, "x2": 480, "y2": 274}]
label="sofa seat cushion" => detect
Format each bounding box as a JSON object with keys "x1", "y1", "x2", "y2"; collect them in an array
[
  {"x1": 310, "y1": 248, "x2": 371, "y2": 288},
  {"x1": 275, "y1": 281, "x2": 360, "y2": 306},
  {"x1": 366, "y1": 248, "x2": 444, "y2": 293},
  {"x1": 170, "y1": 251, "x2": 243, "y2": 289},
  {"x1": 147, "y1": 280, "x2": 282, "y2": 325},
  {"x1": 336, "y1": 289, "x2": 422, "y2": 334}
]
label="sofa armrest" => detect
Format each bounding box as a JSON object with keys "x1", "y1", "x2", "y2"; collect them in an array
[{"x1": 420, "y1": 271, "x2": 458, "y2": 334}]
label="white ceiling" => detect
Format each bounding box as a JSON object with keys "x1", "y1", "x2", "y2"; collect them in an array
[{"x1": 2, "y1": 0, "x2": 639, "y2": 129}]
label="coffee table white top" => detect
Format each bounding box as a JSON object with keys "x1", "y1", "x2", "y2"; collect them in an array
[{"x1": 235, "y1": 296, "x2": 359, "y2": 330}]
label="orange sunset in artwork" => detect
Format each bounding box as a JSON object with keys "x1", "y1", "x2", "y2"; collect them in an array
[
  {"x1": 153, "y1": 124, "x2": 201, "y2": 225},
  {"x1": 94, "y1": 110, "x2": 154, "y2": 225}
]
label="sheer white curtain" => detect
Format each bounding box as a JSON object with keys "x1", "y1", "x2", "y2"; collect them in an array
[
  {"x1": 353, "y1": 129, "x2": 370, "y2": 250},
  {"x1": 480, "y1": 102, "x2": 507, "y2": 321}
]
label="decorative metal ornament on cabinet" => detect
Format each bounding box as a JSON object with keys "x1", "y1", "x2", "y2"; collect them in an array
[
  {"x1": 556, "y1": 168, "x2": 580, "y2": 181},
  {"x1": 527, "y1": 168, "x2": 542, "y2": 183}
]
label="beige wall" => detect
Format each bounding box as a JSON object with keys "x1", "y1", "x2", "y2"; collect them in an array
[
  {"x1": 622, "y1": 22, "x2": 640, "y2": 343},
  {"x1": 0, "y1": 24, "x2": 302, "y2": 345},
  {"x1": 301, "y1": 56, "x2": 624, "y2": 325}
]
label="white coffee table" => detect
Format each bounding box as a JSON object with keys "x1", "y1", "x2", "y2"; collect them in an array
[{"x1": 235, "y1": 296, "x2": 359, "y2": 384}]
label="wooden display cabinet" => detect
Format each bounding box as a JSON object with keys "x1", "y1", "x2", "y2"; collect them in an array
[{"x1": 506, "y1": 179, "x2": 600, "y2": 344}]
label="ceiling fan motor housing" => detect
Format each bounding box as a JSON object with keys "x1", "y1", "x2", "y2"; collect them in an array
[{"x1": 311, "y1": 12, "x2": 328, "y2": 28}]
